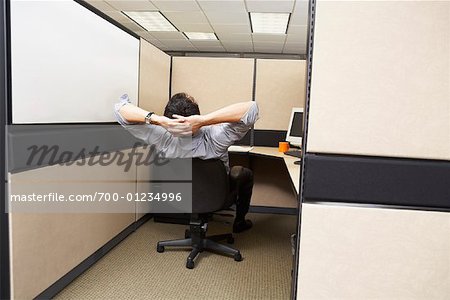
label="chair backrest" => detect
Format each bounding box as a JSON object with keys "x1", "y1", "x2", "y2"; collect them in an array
[{"x1": 191, "y1": 158, "x2": 229, "y2": 213}]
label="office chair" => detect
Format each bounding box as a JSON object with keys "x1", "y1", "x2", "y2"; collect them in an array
[{"x1": 156, "y1": 158, "x2": 242, "y2": 269}]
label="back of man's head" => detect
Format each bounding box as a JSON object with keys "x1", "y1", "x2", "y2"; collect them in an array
[{"x1": 164, "y1": 93, "x2": 200, "y2": 118}]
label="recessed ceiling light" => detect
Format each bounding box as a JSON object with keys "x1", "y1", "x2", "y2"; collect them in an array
[
  {"x1": 122, "y1": 11, "x2": 177, "y2": 32},
  {"x1": 184, "y1": 32, "x2": 218, "y2": 40},
  {"x1": 250, "y1": 12, "x2": 290, "y2": 34}
]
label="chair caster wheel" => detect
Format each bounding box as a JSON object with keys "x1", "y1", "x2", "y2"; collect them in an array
[
  {"x1": 157, "y1": 245, "x2": 164, "y2": 253},
  {"x1": 227, "y1": 236, "x2": 234, "y2": 244},
  {"x1": 234, "y1": 252, "x2": 242, "y2": 262},
  {"x1": 186, "y1": 260, "x2": 195, "y2": 269},
  {"x1": 184, "y1": 229, "x2": 191, "y2": 238}
]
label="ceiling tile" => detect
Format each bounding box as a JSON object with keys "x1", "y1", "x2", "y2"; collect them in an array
[
  {"x1": 221, "y1": 41, "x2": 253, "y2": 47},
  {"x1": 189, "y1": 40, "x2": 222, "y2": 47},
  {"x1": 252, "y1": 33, "x2": 286, "y2": 43},
  {"x1": 216, "y1": 33, "x2": 252, "y2": 42},
  {"x1": 290, "y1": 1, "x2": 309, "y2": 25},
  {"x1": 172, "y1": 46, "x2": 198, "y2": 52},
  {"x1": 140, "y1": 37, "x2": 167, "y2": 48},
  {"x1": 151, "y1": 0, "x2": 200, "y2": 12},
  {"x1": 197, "y1": 45, "x2": 226, "y2": 52},
  {"x1": 253, "y1": 41, "x2": 284, "y2": 48},
  {"x1": 212, "y1": 24, "x2": 251, "y2": 34},
  {"x1": 122, "y1": 21, "x2": 146, "y2": 32},
  {"x1": 163, "y1": 11, "x2": 209, "y2": 25},
  {"x1": 283, "y1": 42, "x2": 307, "y2": 54},
  {"x1": 149, "y1": 31, "x2": 187, "y2": 39},
  {"x1": 222, "y1": 41, "x2": 253, "y2": 52},
  {"x1": 287, "y1": 25, "x2": 307, "y2": 35},
  {"x1": 106, "y1": 0, "x2": 158, "y2": 11},
  {"x1": 246, "y1": 0, "x2": 294, "y2": 13},
  {"x1": 204, "y1": 11, "x2": 250, "y2": 25},
  {"x1": 254, "y1": 47, "x2": 283, "y2": 54},
  {"x1": 158, "y1": 38, "x2": 193, "y2": 47},
  {"x1": 176, "y1": 23, "x2": 214, "y2": 32},
  {"x1": 197, "y1": 1, "x2": 246, "y2": 12},
  {"x1": 253, "y1": 41, "x2": 284, "y2": 53},
  {"x1": 224, "y1": 46, "x2": 254, "y2": 53},
  {"x1": 286, "y1": 32, "x2": 307, "y2": 43},
  {"x1": 136, "y1": 30, "x2": 157, "y2": 40},
  {"x1": 102, "y1": 10, "x2": 133, "y2": 23},
  {"x1": 85, "y1": 0, "x2": 115, "y2": 12}
]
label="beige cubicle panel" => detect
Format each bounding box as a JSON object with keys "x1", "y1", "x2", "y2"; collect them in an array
[
  {"x1": 138, "y1": 38, "x2": 171, "y2": 114},
  {"x1": 306, "y1": 0, "x2": 450, "y2": 160},
  {"x1": 255, "y1": 59, "x2": 307, "y2": 130},
  {"x1": 297, "y1": 203, "x2": 450, "y2": 299},
  {"x1": 171, "y1": 57, "x2": 254, "y2": 114},
  {"x1": 9, "y1": 149, "x2": 137, "y2": 299},
  {"x1": 297, "y1": 1, "x2": 450, "y2": 298}
]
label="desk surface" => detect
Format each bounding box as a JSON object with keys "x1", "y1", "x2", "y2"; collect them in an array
[{"x1": 229, "y1": 146, "x2": 301, "y2": 194}]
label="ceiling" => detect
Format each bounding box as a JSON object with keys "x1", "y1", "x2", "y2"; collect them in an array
[{"x1": 83, "y1": 0, "x2": 309, "y2": 55}]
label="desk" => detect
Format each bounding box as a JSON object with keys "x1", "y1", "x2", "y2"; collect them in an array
[{"x1": 229, "y1": 146, "x2": 301, "y2": 209}]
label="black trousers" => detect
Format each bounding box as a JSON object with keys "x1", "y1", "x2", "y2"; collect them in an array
[{"x1": 229, "y1": 166, "x2": 254, "y2": 221}]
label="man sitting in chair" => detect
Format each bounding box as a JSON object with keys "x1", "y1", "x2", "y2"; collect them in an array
[{"x1": 114, "y1": 93, "x2": 259, "y2": 233}]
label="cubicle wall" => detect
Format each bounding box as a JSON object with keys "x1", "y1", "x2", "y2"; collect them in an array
[
  {"x1": 138, "y1": 38, "x2": 171, "y2": 113},
  {"x1": 297, "y1": 1, "x2": 450, "y2": 298},
  {"x1": 171, "y1": 57, "x2": 254, "y2": 114},
  {"x1": 255, "y1": 59, "x2": 306, "y2": 131},
  {"x1": 171, "y1": 56, "x2": 306, "y2": 146},
  {"x1": 171, "y1": 57, "x2": 306, "y2": 209},
  {"x1": 10, "y1": 0, "x2": 139, "y2": 123},
  {"x1": 9, "y1": 151, "x2": 137, "y2": 299},
  {"x1": 6, "y1": 1, "x2": 145, "y2": 298}
]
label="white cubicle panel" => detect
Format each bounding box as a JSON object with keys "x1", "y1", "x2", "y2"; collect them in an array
[
  {"x1": 306, "y1": 0, "x2": 450, "y2": 160},
  {"x1": 10, "y1": 0, "x2": 139, "y2": 123},
  {"x1": 171, "y1": 57, "x2": 254, "y2": 114}
]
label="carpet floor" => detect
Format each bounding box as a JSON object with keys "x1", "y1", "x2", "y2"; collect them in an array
[{"x1": 54, "y1": 213, "x2": 297, "y2": 300}]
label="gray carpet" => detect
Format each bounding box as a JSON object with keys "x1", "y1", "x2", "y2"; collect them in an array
[{"x1": 55, "y1": 213, "x2": 296, "y2": 300}]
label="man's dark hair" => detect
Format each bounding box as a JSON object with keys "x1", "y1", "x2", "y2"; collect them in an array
[{"x1": 164, "y1": 93, "x2": 200, "y2": 118}]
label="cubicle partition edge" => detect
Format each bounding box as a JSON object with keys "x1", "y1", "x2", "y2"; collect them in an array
[
  {"x1": 1, "y1": 0, "x2": 11, "y2": 298},
  {"x1": 291, "y1": 0, "x2": 316, "y2": 298}
]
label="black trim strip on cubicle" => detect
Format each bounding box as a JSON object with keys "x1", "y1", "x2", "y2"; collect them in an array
[
  {"x1": 169, "y1": 56, "x2": 173, "y2": 97},
  {"x1": 250, "y1": 58, "x2": 257, "y2": 146},
  {"x1": 35, "y1": 214, "x2": 152, "y2": 299},
  {"x1": 303, "y1": 153, "x2": 450, "y2": 211},
  {"x1": 291, "y1": 0, "x2": 316, "y2": 298},
  {"x1": 253, "y1": 130, "x2": 287, "y2": 147},
  {"x1": 1, "y1": 0, "x2": 11, "y2": 298},
  {"x1": 7, "y1": 125, "x2": 142, "y2": 173},
  {"x1": 234, "y1": 130, "x2": 251, "y2": 146}
]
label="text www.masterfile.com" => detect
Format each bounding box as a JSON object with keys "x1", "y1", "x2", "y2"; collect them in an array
[{"x1": 10, "y1": 192, "x2": 184, "y2": 202}]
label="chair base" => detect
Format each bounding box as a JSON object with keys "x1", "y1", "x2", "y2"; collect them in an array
[{"x1": 157, "y1": 224, "x2": 242, "y2": 269}]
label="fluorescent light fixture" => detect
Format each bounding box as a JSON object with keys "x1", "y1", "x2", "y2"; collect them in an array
[
  {"x1": 184, "y1": 32, "x2": 217, "y2": 40},
  {"x1": 250, "y1": 12, "x2": 290, "y2": 34},
  {"x1": 122, "y1": 11, "x2": 177, "y2": 31}
]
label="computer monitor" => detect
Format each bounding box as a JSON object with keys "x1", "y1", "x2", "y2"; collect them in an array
[{"x1": 286, "y1": 108, "x2": 303, "y2": 147}]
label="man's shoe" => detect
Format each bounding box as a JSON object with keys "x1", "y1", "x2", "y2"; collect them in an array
[{"x1": 233, "y1": 219, "x2": 253, "y2": 233}]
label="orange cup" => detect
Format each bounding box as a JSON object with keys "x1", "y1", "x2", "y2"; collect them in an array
[{"x1": 279, "y1": 142, "x2": 290, "y2": 153}]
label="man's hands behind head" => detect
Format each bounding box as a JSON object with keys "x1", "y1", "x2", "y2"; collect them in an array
[
  {"x1": 153, "y1": 115, "x2": 192, "y2": 136},
  {"x1": 172, "y1": 114, "x2": 206, "y2": 135}
]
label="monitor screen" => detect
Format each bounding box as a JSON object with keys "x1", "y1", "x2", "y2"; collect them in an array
[{"x1": 290, "y1": 112, "x2": 303, "y2": 137}]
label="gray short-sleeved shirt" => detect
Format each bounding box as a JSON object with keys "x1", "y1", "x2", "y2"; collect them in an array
[{"x1": 114, "y1": 94, "x2": 259, "y2": 172}]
